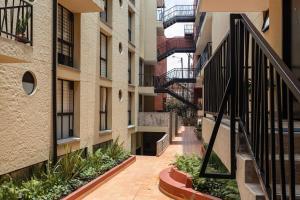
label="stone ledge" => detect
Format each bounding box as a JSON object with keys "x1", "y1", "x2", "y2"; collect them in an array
[
  {"x1": 62, "y1": 156, "x2": 136, "y2": 200},
  {"x1": 57, "y1": 137, "x2": 80, "y2": 145}
]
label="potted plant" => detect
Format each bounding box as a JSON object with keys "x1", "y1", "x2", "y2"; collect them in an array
[{"x1": 15, "y1": 11, "x2": 31, "y2": 43}]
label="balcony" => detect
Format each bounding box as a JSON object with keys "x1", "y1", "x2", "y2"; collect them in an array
[
  {"x1": 198, "y1": 0, "x2": 268, "y2": 12},
  {"x1": 58, "y1": 0, "x2": 104, "y2": 13},
  {"x1": 0, "y1": 0, "x2": 33, "y2": 63},
  {"x1": 138, "y1": 74, "x2": 155, "y2": 95},
  {"x1": 138, "y1": 112, "x2": 170, "y2": 132}
]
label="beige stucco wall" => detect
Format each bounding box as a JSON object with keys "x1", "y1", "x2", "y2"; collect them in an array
[
  {"x1": 202, "y1": 117, "x2": 231, "y2": 171},
  {"x1": 0, "y1": 0, "x2": 158, "y2": 175},
  {"x1": 139, "y1": 0, "x2": 157, "y2": 64},
  {"x1": 211, "y1": 1, "x2": 282, "y2": 56},
  {"x1": 0, "y1": 0, "x2": 52, "y2": 175}
]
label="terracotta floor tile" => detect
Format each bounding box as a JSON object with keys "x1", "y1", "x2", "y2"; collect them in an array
[{"x1": 81, "y1": 126, "x2": 201, "y2": 200}]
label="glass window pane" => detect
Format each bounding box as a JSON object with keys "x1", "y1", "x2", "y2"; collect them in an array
[
  {"x1": 62, "y1": 115, "x2": 70, "y2": 139},
  {"x1": 57, "y1": 116, "x2": 62, "y2": 140},
  {"x1": 57, "y1": 80, "x2": 62, "y2": 112}
]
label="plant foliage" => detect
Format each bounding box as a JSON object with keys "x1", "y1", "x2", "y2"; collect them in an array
[
  {"x1": 174, "y1": 154, "x2": 240, "y2": 200},
  {"x1": 0, "y1": 139, "x2": 130, "y2": 200}
]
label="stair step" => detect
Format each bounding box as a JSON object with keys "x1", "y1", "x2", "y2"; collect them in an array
[
  {"x1": 275, "y1": 184, "x2": 300, "y2": 200},
  {"x1": 244, "y1": 183, "x2": 265, "y2": 200}
]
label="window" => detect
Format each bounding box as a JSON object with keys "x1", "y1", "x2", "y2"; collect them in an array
[
  {"x1": 128, "y1": 51, "x2": 132, "y2": 84},
  {"x1": 22, "y1": 71, "x2": 36, "y2": 95},
  {"x1": 100, "y1": 0, "x2": 108, "y2": 22},
  {"x1": 139, "y1": 95, "x2": 143, "y2": 112},
  {"x1": 139, "y1": 59, "x2": 144, "y2": 86},
  {"x1": 57, "y1": 4, "x2": 74, "y2": 67},
  {"x1": 128, "y1": 12, "x2": 132, "y2": 42},
  {"x1": 57, "y1": 80, "x2": 74, "y2": 140},
  {"x1": 100, "y1": 33, "x2": 108, "y2": 77},
  {"x1": 262, "y1": 10, "x2": 269, "y2": 32},
  {"x1": 100, "y1": 87, "x2": 108, "y2": 130},
  {"x1": 128, "y1": 92, "x2": 132, "y2": 125}
]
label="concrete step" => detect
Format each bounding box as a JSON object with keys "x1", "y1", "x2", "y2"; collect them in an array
[
  {"x1": 236, "y1": 153, "x2": 266, "y2": 200},
  {"x1": 236, "y1": 153, "x2": 300, "y2": 200},
  {"x1": 267, "y1": 154, "x2": 300, "y2": 185}
]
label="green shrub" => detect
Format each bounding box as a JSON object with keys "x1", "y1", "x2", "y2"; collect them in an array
[
  {"x1": 174, "y1": 154, "x2": 240, "y2": 200},
  {"x1": 0, "y1": 138, "x2": 130, "y2": 200}
]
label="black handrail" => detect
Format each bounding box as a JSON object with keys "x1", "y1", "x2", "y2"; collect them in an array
[
  {"x1": 202, "y1": 14, "x2": 300, "y2": 199},
  {"x1": 0, "y1": 0, "x2": 33, "y2": 45}
]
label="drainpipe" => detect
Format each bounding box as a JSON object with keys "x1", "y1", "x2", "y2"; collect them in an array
[{"x1": 52, "y1": 0, "x2": 58, "y2": 163}]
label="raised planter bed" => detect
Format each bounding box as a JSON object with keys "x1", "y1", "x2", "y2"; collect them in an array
[
  {"x1": 62, "y1": 156, "x2": 136, "y2": 200},
  {"x1": 159, "y1": 167, "x2": 221, "y2": 200}
]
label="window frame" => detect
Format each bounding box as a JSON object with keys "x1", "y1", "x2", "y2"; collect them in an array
[
  {"x1": 100, "y1": 87, "x2": 108, "y2": 131},
  {"x1": 57, "y1": 4, "x2": 74, "y2": 67},
  {"x1": 128, "y1": 51, "x2": 132, "y2": 84},
  {"x1": 100, "y1": 33, "x2": 108, "y2": 78},
  {"x1": 128, "y1": 92, "x2": 132, "y2": 125},
  {"x1": 57, "y1": 79, "x2": 75, "y2": 140},
  {"x1": 128, "y1": 11, "x2": 132, "y2": 42}
]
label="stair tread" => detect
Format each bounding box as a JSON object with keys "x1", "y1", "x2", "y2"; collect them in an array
[{"x1": 245, "y1": 183, "x2": 265, "y2": 196}]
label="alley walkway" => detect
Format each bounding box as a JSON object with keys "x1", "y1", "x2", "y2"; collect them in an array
[{"x1": 81, "y1": 126, "x2": 202, "y2": 200}]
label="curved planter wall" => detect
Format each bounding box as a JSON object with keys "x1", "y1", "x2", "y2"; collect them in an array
[{"x1": 159, "y1": 167, "x2": 221, "y2": 200}]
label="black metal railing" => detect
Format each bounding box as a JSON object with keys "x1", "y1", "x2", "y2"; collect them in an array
[
  {"x1": 201, "y1": 14, "x2": 300, "y2": 199},
  {"x1": 139, "y1": 74, "x2": 154, "y2": 87},
  {"x1": 195, "y1": 42, "x2": 212, "y2": 76},
  {"x1": 162, "y1": 5, "x2": 195, "y2": 22},
  {"x1": 184, "y1": 24, "x2": 193, "y2": 36},
  {"x1": 194, "y1": 12, "x2": 206, "y2": 42},
  {"x1": 0, "y1": 0, "x2": 33, "y2": 45},
  {"x1": 154, "y1": 68, "x2": 196, "y2": 89},
  {"x1": 169, "y1": 83, "x2": 194, "y2": 104}
]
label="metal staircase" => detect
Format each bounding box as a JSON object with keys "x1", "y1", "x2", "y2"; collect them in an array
[
  {"x1": 157, "y1": 37, "x2": 195, "y2": 61},
  {"x1": 158, "y1": 5, "x2": 196, "y2": 29},
  {"x1": 154, "y1": 68, "x2": 198, "y2": 109}
]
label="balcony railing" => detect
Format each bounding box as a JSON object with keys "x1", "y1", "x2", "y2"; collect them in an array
[
  {"x1": 154, "y1": 68, "x2": 196, "y2": 89},
  {"x1": 201, "y1": 14, "x2": 300, "y2": 199},
  {"x1": 194, "y1": 12, "x2": 206, "y2": 41},
  {"x1": 156, "y1": 133, "x2": 169, "y2": 156},
  {"x1": 139, "y1": 74, "x2": 154, "y2": 87},
  {"x1": 0, "y1": 0, "x2": 33, "y2": 45},
  {"x1": 195, "y1": 42, "x2": 212, "y2": 76},
  {"x1": 162, "y1": 5, "x2": 195, "y2": 23},
  {"x1": 184, "y1": 24, "x2": 193, "y2": 36}
]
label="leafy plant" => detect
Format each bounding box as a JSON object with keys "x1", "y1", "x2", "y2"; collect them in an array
[
  {"x1": 104, "y1": 137, "x2": 130, "y2": 162},
  {"x1": 174, "y1": 154, "x2": 240, "y2": 200},
  {"x1": 0, "y1": 177, "x2": 19, "y2": 200},
  {"x1": 16, "y1": 11, "x2": 31, "y2": 35},
  {"x1": 0, "y1": 139, "x2": 131, "y2": 200}
]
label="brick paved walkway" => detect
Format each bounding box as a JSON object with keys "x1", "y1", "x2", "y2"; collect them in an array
[{"x1": 81, "y1": 126, "x2": 202, "y2": 200}]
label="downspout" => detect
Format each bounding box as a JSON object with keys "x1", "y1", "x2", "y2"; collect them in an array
[{"x1": 52, "y1": 0, "x2": 58, "y2": 163}]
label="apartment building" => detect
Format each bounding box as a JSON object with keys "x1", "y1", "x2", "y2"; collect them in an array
[{"x1": 0, "y1": 0, "x2": 174, "y2": 177}]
